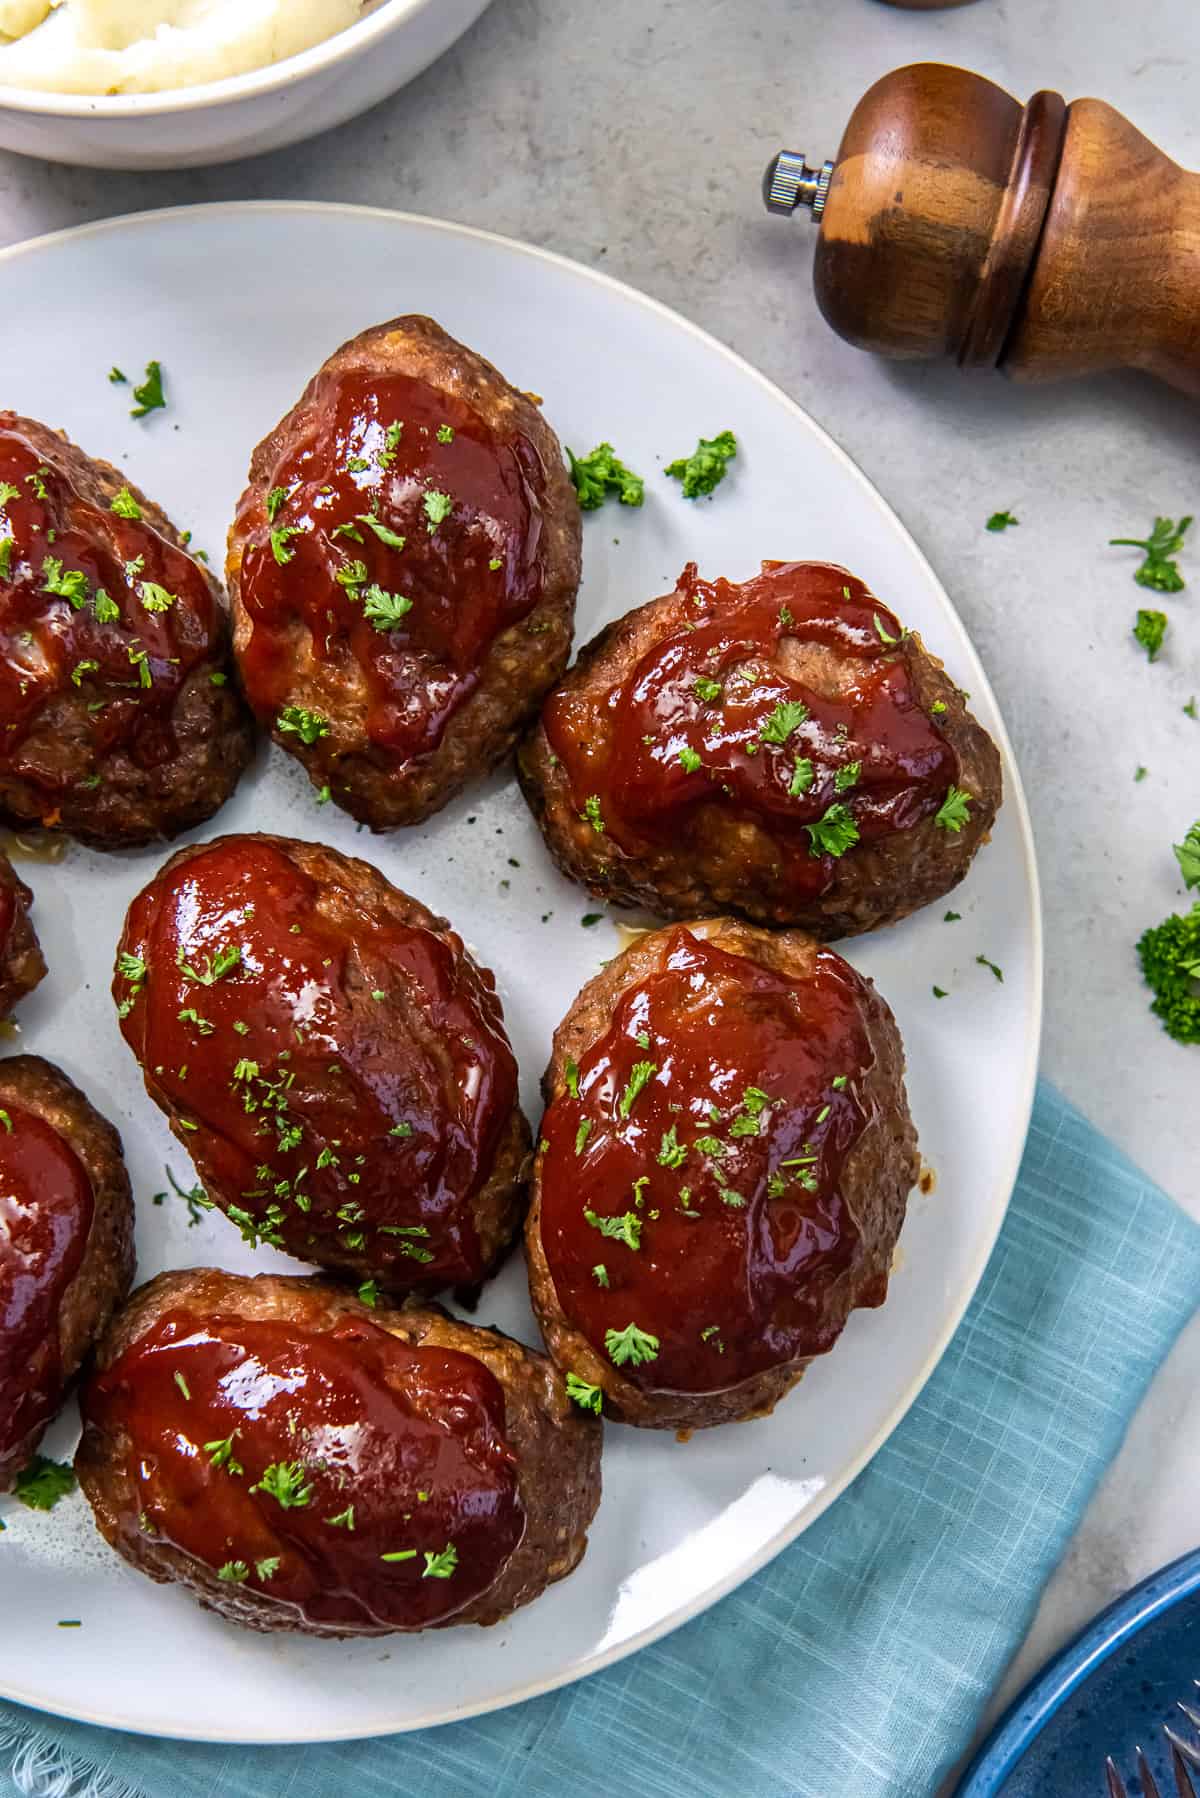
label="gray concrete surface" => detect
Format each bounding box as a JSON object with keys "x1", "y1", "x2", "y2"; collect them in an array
[{"x1": 1, "y1": 0, "x2": 1197, "y2": 1775}]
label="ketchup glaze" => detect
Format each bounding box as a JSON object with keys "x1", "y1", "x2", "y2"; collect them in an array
[
  {"x1": 82, "y1": 1307, "x2": 524, "y2": 1631},
  {"x1": 543, "y1": 561, "x2": 959, "y2": 900},
  {"x1": 233, "y1": 368, "x2": 549, "y2": 763},
  {"x1": 0, "y1": 1101, "x2": 94, "y2": 1468},
  {"x1": 539, "y1": 928, "x2": 881, "y2": 1394},
  {"x1": 115, "y1": 837, "x2": 519, "y2": 1289},
  {"x1": 0, "y1": 417, "x2": 221, "y2": 805}
]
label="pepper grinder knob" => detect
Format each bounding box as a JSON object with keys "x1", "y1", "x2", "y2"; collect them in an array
[{"x1": 762, "y1": 150, "x2": 835, "y2": 221}]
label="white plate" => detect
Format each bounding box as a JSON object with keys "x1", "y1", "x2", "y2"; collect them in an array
[{"x1": 0, "y1": 203, "x2": 1042, "y2": 1745}]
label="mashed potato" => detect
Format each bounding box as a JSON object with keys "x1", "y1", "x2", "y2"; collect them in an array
[{"x1": 0, "y1": 0, "x2": 379, "y2": 93}]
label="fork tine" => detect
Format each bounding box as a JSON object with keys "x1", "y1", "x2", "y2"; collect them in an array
[
  {"x1": 1171, "y1": 1741, "x2": 1199, "y2": 1798},
  {"x1": 1139, "y1": 1748, "x2": 1165, "y2": 1798},
  {"x1": 1166, "y1": 1727, "x2": 1200, "y2": 1769},
  {"x1": 1107, "y1": 1756, "x2": 1129, "y2": 1798}
]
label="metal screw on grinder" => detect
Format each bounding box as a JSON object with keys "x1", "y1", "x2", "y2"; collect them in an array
[{"x1": 762, "y1": 151, "x2": 834, "y2": 221}]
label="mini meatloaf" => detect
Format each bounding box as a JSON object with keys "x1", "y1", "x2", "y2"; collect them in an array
[
  {"x1": 0, "y1": 851, "x2": 46, "y2": 1017},
  {"x1": 114, "y1": 833, "x2": 531, "y2": 1295},
  {"x1": 518, "y1": 560, "x2": 1002, "y2": 937},
  {"x1": 0, "y1": 1054, "x2": 135, "y2": 1490},
  {"x1": 226, "y1": 315, "x2": 582, "y2": 828},
  {"x1": 525, "y1": 918, "x2": 919, "y2": 1432},
  {"x1": 0, "y1": 412, "x2": 252, "y2": 849},
  {"x1": 76, "y1": 1269, "x2": 602, "y2": 1636}
]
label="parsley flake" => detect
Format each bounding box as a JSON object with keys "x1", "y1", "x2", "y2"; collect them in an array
[
  {"x1": 760, "y1": 699, "x2": 808, "y2": 745},
  {"x1": 567, "y1": 442, "x2": 645, "y2": 511},
  {"x1": 605, "y1": 1322, "x2": 660, "y2": 1367},
  {"x1": 130, "y1": 360, "x2": 166, "y2": 420},
  {"x1": 362, "y1": 584, "x2": 413, "y2": 631},
  {"x1": 14, "y1": 1457, "x2": 76, "y2": 1511},
  {"x1": 678, "y1": 744, "x2": 703, "y2": 773},
  {"x1": 664, "y1": 429, "x2": 737, "y2": 499},
  {"x1": 934, "y1": 786, "x2": 973, "y2": 832},
  {"x1": 619, "y1": 1060, "x2": 658, "y2": 1117},
  {"x1": 423, "y1": 1543, "x2": 458, "y2": 1579},
  {"x1": 251, "y1": 1461, "x2": 313, "y2": 1509},
  {"x1": 584, "y1": 1208, "x2": 643, "y2": 1250},
  {"x1": 986, "y1": 510, "x2": 1018, "y2": 532},
  {"x1": 277, "y1": 705, "x2": 330, "y2": 745},
  {"x1": 109, "y1": 487, "x2": 142, "y2": 521},
  {"x1": 805, "y1": 802, "x2": 860, "y2": 858},
  {"x1": 1133, "y1": 608, "x2": 1168, "y2": 661},
  {"x1": 1111, "y1": 515, "x2": 1191, "y2": 592},
  {"x1": 582, "y1": 794, "x2": 605, "y2": 834},
  {"x1": 423, "y1": 490, "x2": 453, "y2": 532},
  {"x1": 565, "y1": 1373, "x2": 604, "y2": 1414}
]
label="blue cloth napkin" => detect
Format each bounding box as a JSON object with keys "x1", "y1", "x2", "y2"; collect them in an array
[{"x1": 3, "y1": 1079, "x2": 1197, "y2": 1798}]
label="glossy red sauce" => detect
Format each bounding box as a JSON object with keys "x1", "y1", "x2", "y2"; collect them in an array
[
  {"x1": 234, "y1": 368, "x2": 547, "y2": 761},
  {"x1": 115, "y1": 837, "x2": 518, "y2": 1289},
  {"x1": 0, "y1": 418, "x2": 221, "y2": 805},
  {"x1": 543, "y1": 561, "x2": 958, "y2": 900},
  {"x1": 539, "y1": 928, "x2": 879, "y2": 1393},
  {"x1": 82, "y1": 1309, "x2": 524, "y2": 1630},
  {"x1": 0, "y1": 881, "x2": 14, "y2": 963},
  {"x1": 0, "y1": 1102, "x2": 94, "y2": 1468}
]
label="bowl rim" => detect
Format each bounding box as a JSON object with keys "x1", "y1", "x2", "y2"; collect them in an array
[{"x1": 0, "y1": 0, "x2": 431, "y2": 118}]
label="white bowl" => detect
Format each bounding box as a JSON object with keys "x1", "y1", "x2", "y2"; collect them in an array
[{"x1": 0, "y1": 0, "x2": 493, "y2": 169}]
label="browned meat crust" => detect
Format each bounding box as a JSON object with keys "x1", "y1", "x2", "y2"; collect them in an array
[
  {"x1": 227, "y1": 316, "x2": 581, "y2": 829},
  {"x1": 76, "y1": 1269, "x2": 603, "y2": 1634},
  {"x1": 0, "y1": 1054, "x2": 135, "y2": 1489},
  {"x1": 0, "y1": 851, "x2": 46, "y2": 1016},
  {"x1": 524, "y1": 918, "x2": 920, "y2": 1431}
]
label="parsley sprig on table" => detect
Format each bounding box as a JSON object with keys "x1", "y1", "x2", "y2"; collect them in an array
[
  {"x1": 1111, "y1": 515, "x2": 1191, "y2": 593},
  {"x1": 664, "y1": 429, "x2": 737, "y2": 499},
  {"x1": 567, "y1": 443, "x2": 644, "y2": 511}
]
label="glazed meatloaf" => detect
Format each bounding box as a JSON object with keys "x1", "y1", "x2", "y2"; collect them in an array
[
  {"x1": 0, "y1": 1054, "x2": 135, "y2": 1490},
  {"x1": 525, "y1": 918, "x2": 919, "y2": 1432},
  {"x1": 114, "y1": 833, "x2": 530, "y2": 1295},
  {"x1": 518, "y1": 559, "x2": 1002, "y2": 937},
  {"x1": 226, "y1": 315, "x2": 582, "y2": 828},
  {"x1": 0, "y1": 851, "x2": 45, "y2": 1017},
  {"x1": 76, "y1": 1269, "x2": 602, "y2": 1636},
  {"x1": 0, "y1": 412, "x2": 252, "y2": 849}
]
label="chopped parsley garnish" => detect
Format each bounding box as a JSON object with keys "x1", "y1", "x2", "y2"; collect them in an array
[
  {"x1": 109, "y1": 487, "x2": 142, "y2": 520},
  {"x1": 332, "y1": 520, "x2": 363, "y2": 542},
  {"x1": 566, "y1": 1373, "x2": 604, "y2": 1412},
  {"x1": 930, "y1": 700, "x2": 948, "y2": 715},
  {"x1": 693, "y1": 1135, "x2": 725, "y2": 1158},
  {"x1": 564, "y1": 1057, "x2": 580, "y2": 1099},
  {"x1": 489, "y1": 556, "x2": 503, "y2": 571},
  {"x1": 574, "y1": 1118, "x2": 593, "y2": 1156},
  {"x1": 678, "y1": 745, "x2": 702, "y2": 773},
  {"x1": 177, "y1": 1006, "x2": 214, "y2": 1034},
  {"x1": 717, "y1": 1186, "x2": 747, "y2": 1207},
  {"x1": 174, "y1": 1371, "x2": 191, "y2": 1400},
  {"x1": 874, "y1": 614, "x2": 901, "y2": 646},
  {"x1": 657, "y1": 1124, "x2": 687, "y2": 1168},
  {"x1": 94, "y1": 591, "x2": 120, "y2": 623},
  {"x1": 380, "y1": 1549, "x2": 417, "y2": 1563},
  {"x1": 423, "y1": 490, "x2": 453, "y2": 532},
  {"x1": 130, "y1": 360, "x2": 166, "y2": 420},
  {"x1": 218, "y1": 1561, "x2": 249, "y2": 1584},
  {"x1": 805, "y1": 802, "x2": 860, "y2": 859},
  {"x1": 128, "y1": 645, "x2": 152, "y2": 688},
  {"x1": 436, "y1": 425, "x2": 455, "y2": 444},
  {"x1": 582, "y1": 794, "x2": 605, "y2": 834},
  {"x1": 277, "y1": 705, "x2": 330, "y2": 745},
  {"x1": 605, "y1": 1322, "x2": 660, "y2": 1367},
  {"x1": 265, "y1": 487, "x2": 288, "y2": 521},
  {"x1": 251, "y1": 1461, "x2": 313, "y2": 1509},
  {"x1": 1185, "y1": 697, "x2": 1198, "y2": 721},
  {"x1": 933, "y1": 985, "x2": 949, "y2": 999},
  {"x1": 255, "y1": 1557, "x2": 281, "y2": 1582},
  {"x1": 584, "y1": 1208, "x2": 642, "y2": 1250},
  {"x1": 42, "y1": 557, "x2": 89, "y2": 608},
  {"x1": 1133, "y1": 608, "x2": 1168, "y2": 661},
  {"x1": 789, "y1": 757, "x2": 814, "y2": 797},
  {"x1": 379, "y1": 421, "x2": 404, "y2": 467},
  {"x1": 567, "y1": 442, "x2": 645, "y2": 511},
  {"x1": 1174, "y1": 820, "x2": 1200, "y2": 891},
  {"x1": 204, "y1": 1435, "x2": 244, "y2": 1476},
  {"x1": 581, "y1": 913, "x2": 603, "y2": 927},
  {"x1": 336, "y1": 558, "x2": 368, "y2": 589},
  {"x1": 1137, "y1": 900, "x2": 1200, "y2": 1043},
  {"x1": 0, "y1": 539, "x2": 12, "y2": 580},
  {"x1": 944, "y1": 910, "x2": 961, "y2": 922},
  {"x1": 270, "y1": 524, "x2": 301, "y2": 565},
  {"x1": 362, "y1": 584, "x2": 413, "y2": 631},
  {"x1": 1110, "y1": 515, "x2": 1191, "y2": 592},
  {"x1": 14, "y1": 1456, "x2": 76, "y2": 1511},
  {"x1": 0, "y1": 481, "x2": 18, "y2": 508},
  {"x1": 423, "y1": 1544, "x2": 458, "y2": 1579},
  {"x1": 619, "y1": 1060, "x2": 657, "y2": 1117},
  {"x1": 664, "y1": 429, "x2": 737, "y2": 499},
  {"x1": 177, "y1": 942, "x2": 240, "y2": 985},
  {"x1": 976, "y1": 954, "x2": 1004, "y2": 983},
  {"x1": 593, "y1": 1264, "x2": 610, "y2": 1288},
  {"x1": 108, "y1": 367, "x2": 127, "y2": 384},
  {"x1": 693, "y1": 676, "x2": 722, "y2": 702},
  {"x1": 934, "y1": 786, "x2": 973, "y2": 832},
  {"x1": 327, "y1": 1506, "x2": 355, "y2": 1530},
  {"x1": 26, "y1": 467, "x2": 49, "y2": 500},
  {"x1": 834, "y1": 760, "x2": 862, "y2": 793},
  {"x1": 0, "y1": 1110, "x2": 12, "y2": 1132},
  {"x1": 70, "y1": 659, "x2": 99, "y2": 687},
  {"x1": 139, "y1": 582, "x2": 175, "y2": 613},
  {"x1": 986, "y1": 510, "x2": 1018, "y2": 532},
  {"x1": 359, "y1": 514, "x2": 406, "y2": 549},
  {"x1": 759, "y1": 699, "x2": 808, "y2": 745},
  {"x1": 357, "y1": 1279, "x2": 379, "y2": 1308}
]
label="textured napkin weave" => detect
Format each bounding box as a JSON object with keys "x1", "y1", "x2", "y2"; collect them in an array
[{"x1": 3, "y1": 1080, "x2": 1198, "y2": 1798}]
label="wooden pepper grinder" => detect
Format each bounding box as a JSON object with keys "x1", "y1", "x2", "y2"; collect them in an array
[{"x1": 763, "y1": 62, "x2": 1200, "y2": 395}]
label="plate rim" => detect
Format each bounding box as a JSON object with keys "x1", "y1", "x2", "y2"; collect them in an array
[{"x1": 0, "y1": 199, "x2": 1045, "y2": 1744}]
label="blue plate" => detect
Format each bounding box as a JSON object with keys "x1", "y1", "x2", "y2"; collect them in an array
[{"x1": 956, "y1": 1547, "x2": 1200, "y2": 1795}]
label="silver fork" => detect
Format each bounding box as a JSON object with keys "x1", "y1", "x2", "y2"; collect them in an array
[{"x1": 1105, "y1": 1685, "x2": 1200, "y2": 1796}]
